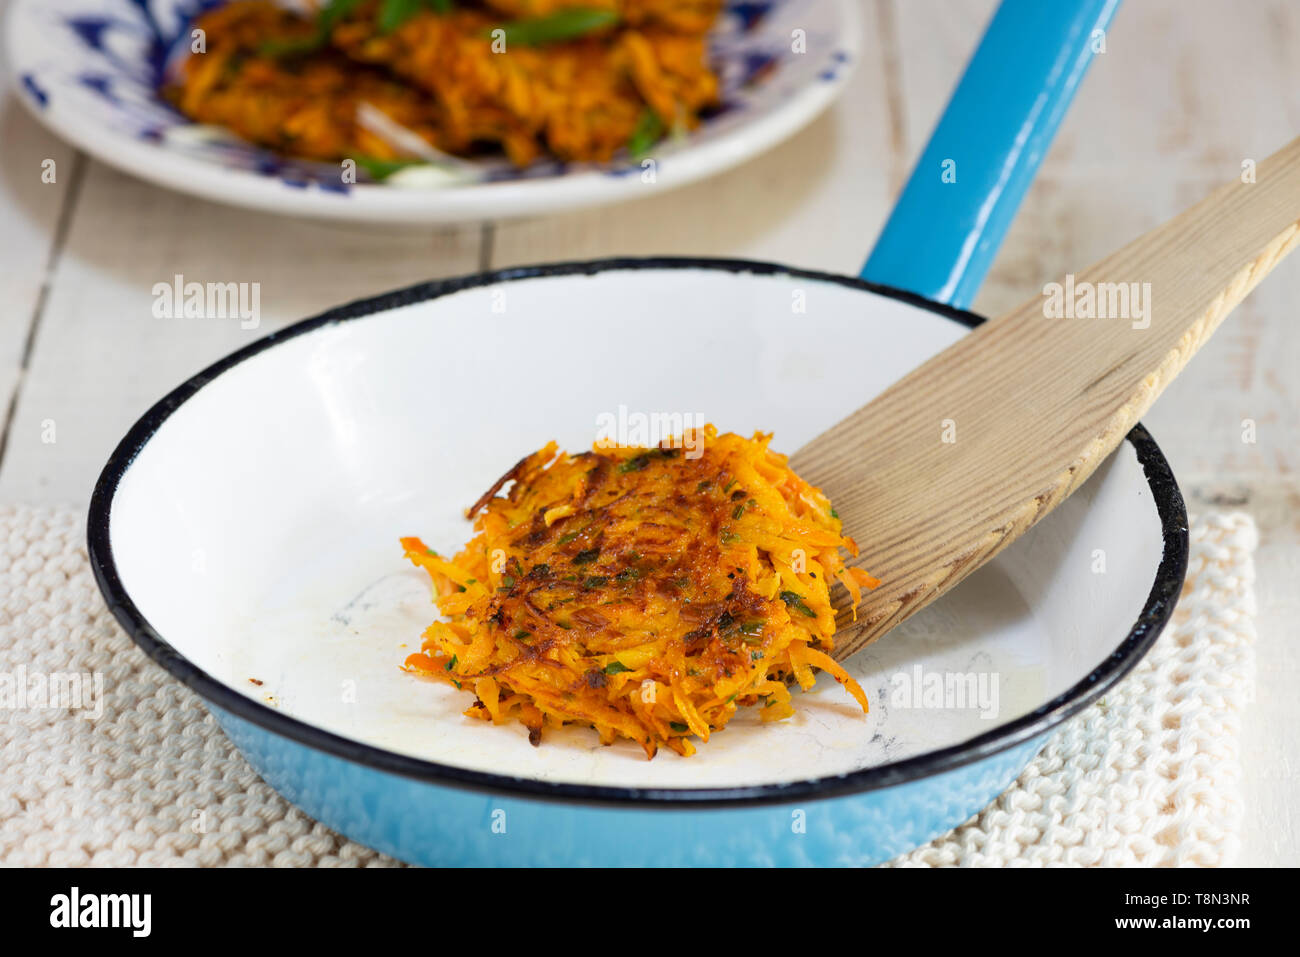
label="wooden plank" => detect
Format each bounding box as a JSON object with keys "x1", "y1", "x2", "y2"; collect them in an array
[
  {"x1": 0, "y1": 7, "x2": 81, "y2": 472},
  {"x1": 889, "y1": 0, "x2": 998, "y2": 180},
  {"x1": 0, "y1": 159, "x2": 483, "y2": 503}
]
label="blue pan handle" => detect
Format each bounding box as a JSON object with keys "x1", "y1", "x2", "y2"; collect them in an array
[{"x1": 862, "y1": 0, "x2": 1120, "y2": 309}]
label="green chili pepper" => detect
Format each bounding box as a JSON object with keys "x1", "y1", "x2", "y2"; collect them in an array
[{"x1": 498, "y1": 9, "x2": 618, "y2": 47}]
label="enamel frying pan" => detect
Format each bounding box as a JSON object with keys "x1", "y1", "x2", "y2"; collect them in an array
[{"x1": 89, "y1": 0, "x2": 1180, "y2": 867}]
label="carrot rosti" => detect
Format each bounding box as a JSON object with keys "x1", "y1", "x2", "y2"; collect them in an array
[
  {"x1": 164, "y1": 2, "x2": 452, "y2": 166},
  {"x1": 401, "y1": 426, "x2": 878, "y2": 759},
  {"x1": 166, "y1": 0, "x2": 722, "y2": 169}
]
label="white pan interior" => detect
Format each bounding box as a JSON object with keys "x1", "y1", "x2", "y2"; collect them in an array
[{"x1": 106, "y1": 267, "x2": 1165, "y2": 789}]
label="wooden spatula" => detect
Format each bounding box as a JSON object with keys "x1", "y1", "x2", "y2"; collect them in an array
[{"x1": 794, "y1": 136, "x2": 1300, "y2": 663}]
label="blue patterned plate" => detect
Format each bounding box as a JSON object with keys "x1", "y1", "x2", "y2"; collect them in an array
[{"x1": 5, "y1": 0, "x2": 860, "y2": 222}]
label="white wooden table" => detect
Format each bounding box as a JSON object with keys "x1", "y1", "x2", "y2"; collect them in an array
[{"x1": 1, "y1": 0, "x2": 1294, "y2": 865}]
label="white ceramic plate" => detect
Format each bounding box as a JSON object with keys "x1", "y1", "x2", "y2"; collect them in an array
[
  {"x1": 90, "y1": 261, "x2": 1185, "y2": 796},
  {"x1": 6, "y1": 0, "x2": 860, "y2": 223}
]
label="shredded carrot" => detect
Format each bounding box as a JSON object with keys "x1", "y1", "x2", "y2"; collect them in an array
[
  {"x1": 402, "y1": 425, "x2": 877, "y2": 758},
  {"x1": 165, "y1": 1, "x2": 722, "y2": 167}
]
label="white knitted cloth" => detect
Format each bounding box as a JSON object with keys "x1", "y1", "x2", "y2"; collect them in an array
[{"x1": 0, "y1": 506, "x2": 1256, "y2": 867}]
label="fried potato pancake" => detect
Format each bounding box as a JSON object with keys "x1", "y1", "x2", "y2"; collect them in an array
[
  {"x1": 166, "y1": 0, "x2": 721, "y2": 167},
  {"x1": 402, "y1": 427, "x2": 877, "y2": 759},
  {"x1": 163, "y1": 2, "x2": 451, "y2": 163}
]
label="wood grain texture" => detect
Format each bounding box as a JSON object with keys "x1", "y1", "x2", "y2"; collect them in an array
[
  {"x1": 794, "y1": 137, "x2": 1300, "y2": 662},
  {"x1": 0, "y1": 19, "x2": 80, "y2": 469},
  {"x1": 0, "y1": 160, "x2": 483, "y2": 503}
]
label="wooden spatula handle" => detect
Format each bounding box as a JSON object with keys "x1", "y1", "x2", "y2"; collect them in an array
[{"x1": 795, "y1": 136, "x2": 1300, "y2": 663}]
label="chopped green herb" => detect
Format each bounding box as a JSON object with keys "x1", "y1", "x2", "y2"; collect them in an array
[
  {"x1": 513, "y1": 629, "x2": 531, "y2": 641},
  {"x1": 556, "y1": 530, "x2": 580, "y2": 545},
  {"x1": 378, "y1": 0, "x2": 418, "y2": 32},
  {"x1": 604, "y1": 661, "x2": 631, "y2": 675},
  {"x1": 322, "y1": 0, "x2": 367, "y2": 27},
  {"x1": 720, "y1": 530, "x2": 740, "y2": 544},
  {"x1": 379, "y1": 0, "x2": 454, "y2": 33},
  {"x1": 584, "y1": 575, "x2": 609, "y2": 588},
  {"x1": 259, "y1": 34, "x2": 325, "y2": 57},
  {"x1": 261, "y1": 0, "x2": 365, "y2": 57},
  {"x1": 626, "y1": 108, "x2": 665, "y2": 159},
  {"x1": 732, "y1": 504, "x2": 745, "y2": 520},
  {"x1": 444, "y1": 654, "x2": 458, "y2": 671},
  {"x1": 498, "y1": 8, "x2": 618, "y2": 46},
  {"x1": 669, "y1": 722, "x2": 689, "y2": 733},
  {"x1": 780, "y1": 590, "x2": 817, "y2": 617},
  {"x1": 500, "y1": 574, "x2": 515, "y2": 588},
  {"x1": 352, "y1": 155, "x2": 426, "y2": 181},
  {"x1": 618, "y1": 454, "x2": 649, "y2": 473},
  {"x1": 573, "y1": 548, "x2": 600, "y2": 565}
]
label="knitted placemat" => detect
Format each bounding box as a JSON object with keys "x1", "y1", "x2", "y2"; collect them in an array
[
  {"x1": 888, "y1": 510, "x2": 1258, "y2": 867},
  {"x1": 0, "y1": 506, "x2": 1256, "y2": 867}
]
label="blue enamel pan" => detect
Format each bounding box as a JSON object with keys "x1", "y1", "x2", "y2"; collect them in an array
[{"x1": 89, "y1": 0, "x2": 1186, "y2": 866}]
